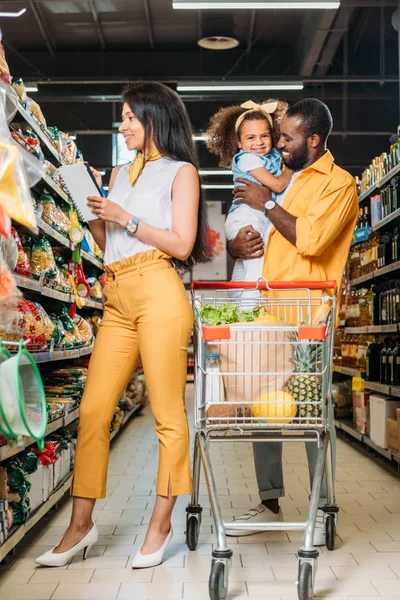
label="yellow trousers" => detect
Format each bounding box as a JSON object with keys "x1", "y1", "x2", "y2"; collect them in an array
[{"x1": 72, "y1": 250, "x2": 193, "y2": 499}]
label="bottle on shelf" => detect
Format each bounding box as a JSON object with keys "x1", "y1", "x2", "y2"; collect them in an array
[
  {"x1": 393, "y1": 227, "x2": 399, "y2": 263},
  {"x1": 366, "y1": 339, "x2": 382, "y2": 382},
  {"x1": 380, "y1": 337, "x2": 391, "y2": 384},
  {"x1": 391, "y1": 336, "x2": 400, "y2": 387},
  {"x1": 362, "y1": 206, "x2": 370, "y2": 228}
]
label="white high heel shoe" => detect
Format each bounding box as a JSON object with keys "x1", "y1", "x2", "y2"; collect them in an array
[
  {"x1": 35, "y1": 523, "x2": 99, "y2": 567},
  {"x1": 131, "y1": 527, "x2": 173, "y2": 569}
]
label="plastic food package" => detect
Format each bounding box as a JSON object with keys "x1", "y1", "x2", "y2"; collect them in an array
[
  {"x1": 49, "y1": 315, "x2": 66, "y2": 348},
  {"x1": 10, "y1": 128, "x2": 44, "y2": 161},
  {"x1": 38, "y1": 194, "x2": 70, "y2": 236},
  {"x1": 8, "y1": 298, "x2": 47, "y2": 350},
  {"x1": 11, "y1": 227, "x2": 32, "y2": 277},
  {"x1": 0, "y1": 141, "x2": 37, "y2": 232},
  {"x1": 0, "y1": 248, "x2": 17, "y2": 302},
  {"x1": 87, "y1": 276, "x2": 103, "y2": 300},
  {"x1": 0, "y1": 41, "x2": 11, "y2": 85},
  {"x1": 12, "y1": 78, "x2": 26, "y2": 102},
  {"x1": 60, "y1": 131, "x2": 77, "y2": 164},
  {"x1": 31, "y1": 237, "x2": 57, "y2": 279},
  {"x1": 59, "y1": 307, "x2": 81, "y2": 345},
  {"x1": 34, "y1": 303, "x2": 55, "y2": 344},
  {"x1": 74, "y1": 314, "x2": 92, "y2": 345},
  {"x1": 0, "y1": 233, "x2": 18, "y2": 271},
  {"x1": 27, "y1": 98, "x2": 46, "y2": 128}
]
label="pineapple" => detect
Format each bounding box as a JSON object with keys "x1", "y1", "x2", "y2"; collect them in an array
[{"x1": 287, "y1": 333, "x2": 322, "y2": 424}]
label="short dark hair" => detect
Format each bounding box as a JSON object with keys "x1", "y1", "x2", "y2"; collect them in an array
[{"x1": 286, "y1": 98, "x2": 333, "y2": 144}]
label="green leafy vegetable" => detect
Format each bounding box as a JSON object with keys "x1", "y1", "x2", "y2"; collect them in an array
[{"x1": 200, "y1": 303, "x2": 255, "y2": 325}]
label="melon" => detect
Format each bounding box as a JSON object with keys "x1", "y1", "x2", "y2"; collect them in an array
[{"x1": 252, "y1": 391, "x2": 297, "y2": 424}]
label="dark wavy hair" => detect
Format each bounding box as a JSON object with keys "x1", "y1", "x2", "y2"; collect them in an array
[
  {"x1": 206, "y1": 99, "x2": 289, "y2": 168},
  {"x1": 122, "y1": 81, "x2": 210, "y2": 270}
]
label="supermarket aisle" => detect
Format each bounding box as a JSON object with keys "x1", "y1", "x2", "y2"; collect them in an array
[{"x1": 1, "y1": 386, "x2": 400, "y2": 600}]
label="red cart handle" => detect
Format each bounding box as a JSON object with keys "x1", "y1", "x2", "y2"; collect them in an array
[{"x1": 191, "y1": 280, "x2": 338, "y2": 292}]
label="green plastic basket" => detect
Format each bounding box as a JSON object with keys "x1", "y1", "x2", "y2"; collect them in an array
[{"x1": 0, "y1": 341, "x2": 46, "y2": 448}]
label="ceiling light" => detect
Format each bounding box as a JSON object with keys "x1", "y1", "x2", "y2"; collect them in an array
[
  {"x1": 199, "y1": 170, "x2": 232, "y2": 175},
  {"x1": 202, "y1": 184, "x2": 234, "y2": 189},
  {"x1": 179, "y1": 82, "x2": 304, "y2": 92},
  {"x1": 198, "y1": 36, "x2": 239, "y2": 50},
  {"x1": 173, "y1": 1, "x2": 339, "y2": 9},
  {"x1": 0, "y1": 8, "x2": 27, "y2": 17},
  {"x1": 193, "y1": 135, "x2": 209, "y2": 141},
  {"x1": 25, "y1": 85, "x2": 38, "y2": 93}
]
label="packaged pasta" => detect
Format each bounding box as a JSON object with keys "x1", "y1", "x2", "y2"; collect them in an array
[
  {"x1": 59, "y1": 307, "x2": 81, "y2": 345},
  {"x1": 34, "y1": 303, "x2": 55, "y2": 344},
  {"x1": 31, "y1": 237, "x2": 57, "y2": 279},
  {"x1": 49, "y1": 315, "x2": 66, "y2": 348},
  {"x1": 11, "y1": 227, "x2": 32, "y2": 277},
  {"x1": 74, "y1": 314, "x2": 92, "y2": 345},
  {"x1": 38, "y1": 194, "x2": 70, "y2": 236},
  {"x1": 12, "y1": 78, "x2": 26, "y2": 102},
  {"x1": 16, "y1": 298, "x2": 47, "y2": 350},
  {"x1": 87, "y1": 275, "x2": 103, "y2": 300}
]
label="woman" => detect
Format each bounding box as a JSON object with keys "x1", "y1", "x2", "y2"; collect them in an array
[{"x1": 36, "y1": 81, "x2": 209, "y2": 568}]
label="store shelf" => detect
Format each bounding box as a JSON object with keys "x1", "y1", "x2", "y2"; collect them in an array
[
  {"x1": 377, "y1": 162, "x2": 400, "y2": 189},
  {"x1": 0, "y1": 407, "x2": 81, "y2": 462},
  {"x1": 36, "y1": 219, "x2": 104, "y2": 271},
  {"x1": 333, "y1": 365, "x2": 364, "y2": 377},
  {"x1": 335, "y1": 418, "x2": 400, "y2": 465},
  {"x1": 14, "y1": 274, "x2": 103, "y2": 310},
  {"x1": 358, "y1": 185, "x2": 376, "y2": 203},
  {"x1": 42, "y1": 173, "x2": 71, "y2": 206},
  {"x1": 344, "y1": 324, "x2": 399, "y2": 334},
  {"x1": 350, "y1": 260, "x2": 400, "y2": 287},
  {"x1": 363, "y1": 435, "x2": 393, "y2": 460},
  {"x1": 0, "y1": 474, "x2": 73, "y2": 563},
  {"x1": 0, "y1": 401, "x2": 143, "y2": 561},
  {"x1": 364, "y1": 381, "x2": 391, "y2": 395},
  {"x1": 358, "y1": 162, "x2": 400, "y2": 204},
  {"x1": 16, "y1": 103, "x2": 66, "y2": 166},
  {"x1": 372, "y1": 207, "x2": 400, "y2": 232}
]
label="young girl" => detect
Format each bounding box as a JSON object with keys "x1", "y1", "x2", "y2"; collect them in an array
[{"x1": 207, "y1": 99, "x2": 291, "y2": 294}]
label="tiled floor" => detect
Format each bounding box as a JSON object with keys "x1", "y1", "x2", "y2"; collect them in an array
[{"x1": 1, "y1": 385, "x2": 400, "y2": 599}]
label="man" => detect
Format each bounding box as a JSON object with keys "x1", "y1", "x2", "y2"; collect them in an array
[{"x1": 225, "y1": 98, "x2": 358, "y2": 544}]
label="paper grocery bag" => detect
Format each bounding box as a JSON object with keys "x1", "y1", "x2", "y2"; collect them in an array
[{"x1": 218, "y1": 321, "x2": 292, "y2": 403}]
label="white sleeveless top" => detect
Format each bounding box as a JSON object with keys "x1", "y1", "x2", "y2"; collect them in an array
[{"x1": 104, "y1": 157, "x2": 189, "y2": 265}]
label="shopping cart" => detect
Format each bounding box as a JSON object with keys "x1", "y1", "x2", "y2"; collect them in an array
[{"x1": 186, "y1": 280, "x2": 338, "y2": 600}]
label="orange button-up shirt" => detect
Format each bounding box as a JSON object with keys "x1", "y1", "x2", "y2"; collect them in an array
[{"x1": 263, "y1": 150, "x2": 358, "y2": 310}]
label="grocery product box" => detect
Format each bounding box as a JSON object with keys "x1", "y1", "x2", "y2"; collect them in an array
[
  {"x1": 353, "y1": 391, "x2": 370, "y2": 434},
  {"x1": 42, "y1": 464, "x2": 54, "y2": 502},
  {"x1": 26, "y1": 464, "x2": 44, "y2": 511},
  {"x1": 53, "y1": 456, "x2": 63, "y2": 489},
  {"x1": 369, "y1": 394, "x2": 400, "y2": 449},
  {"x1": 386, "y1": 418, "x2": 399, "y2": 454}
]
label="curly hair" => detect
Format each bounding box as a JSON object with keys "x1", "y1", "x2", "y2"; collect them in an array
[{"x1": 206, "y1": 99, "x2": 289, "y2": 168}]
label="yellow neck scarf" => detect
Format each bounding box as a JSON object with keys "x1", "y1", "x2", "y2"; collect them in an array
[{"x1": 128, "y1": 150, "x2": 163, "y2": 185}]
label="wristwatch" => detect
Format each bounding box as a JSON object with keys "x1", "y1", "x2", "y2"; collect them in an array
[
  {"x1": 125, "y1": 216, "x2": 139, "y2": 235},
  {"x1": 264, "y1": 200, "x2": 276, "y2": 212}
]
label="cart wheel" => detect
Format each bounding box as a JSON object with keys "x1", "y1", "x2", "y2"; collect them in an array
[
  {"x1": 186, "y1": 515, "x2": 199, "y2": 551},
  {"x1": 298, "y1": 562, "x2": 313, "y2": 600},
  {"x1": 325, "y1": 514, "x2": 336, "y2": 551},
  {"x1": 209, "y1": 561, "x2": 228, "y2": 600}
]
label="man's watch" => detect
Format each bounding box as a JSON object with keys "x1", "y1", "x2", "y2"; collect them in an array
[
  {"x1": 125, "y1": 216, "x2": 139, "y2": 235},
  {"x1": 264, "y1": 200, "x2": 276, "y2": 212}
]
